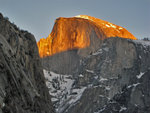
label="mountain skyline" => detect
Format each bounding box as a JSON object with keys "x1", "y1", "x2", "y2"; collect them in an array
[{"x1": 0, "y1": 0, "x2": 149, "y2": 41}]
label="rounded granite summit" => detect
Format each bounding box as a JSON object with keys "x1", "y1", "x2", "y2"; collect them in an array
[{"x1": 37, "y1": 15, "x2": 137, "y2": 58}]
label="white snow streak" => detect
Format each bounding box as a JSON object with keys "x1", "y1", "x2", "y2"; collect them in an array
[
  {"x1": 136, "y1": 72, "x2": 145, "y2": 79},
  {"x1": 119, "y1": 106, "x2": 127, "y2": 112}
]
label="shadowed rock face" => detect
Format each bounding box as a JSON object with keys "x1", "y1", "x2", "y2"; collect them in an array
[
  {"x1": 37, "y1": 15, "x2": 137, "y2": 58},
  {"x1": 42, "y1": 49, "x2": 80, "y2": 74},
  {"x1": 44, "y1": 38, "x2": 150, "y2": 113},
  {"x1": 0, "y1": 13, "x2": 55, "y2": 113},
  {"x1": 64, "y1": 38, "x2": 149, "y2": 113}
]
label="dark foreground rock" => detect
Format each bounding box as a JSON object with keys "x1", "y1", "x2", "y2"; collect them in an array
[{"x1": 0, "y1": 13, "x2": 55, "y2": 113}]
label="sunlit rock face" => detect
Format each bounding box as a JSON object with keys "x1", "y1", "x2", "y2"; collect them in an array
[
  {"x1": 76, "y1": 15, "x2": 136, "y2": 39},
  {"x1": 37, "y1": 15, "x2": 137, "y2": 58}
]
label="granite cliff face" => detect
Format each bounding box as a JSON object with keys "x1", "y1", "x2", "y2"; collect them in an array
[
  {"x1": 37, "y1": 15, "x2": 136, "y2": 58},
  {"x1": 39, "y1": 15, "x2": 150, "y2": 113},
  {"x1": 44, "y1": 38, "x2": 150, "y2": 113},
  {"x1": 0, "y1": 13, "x2": 55, "y2": 113},
  {"x1": 63, "y1": 38, "x2": 150, "y2": 113}
]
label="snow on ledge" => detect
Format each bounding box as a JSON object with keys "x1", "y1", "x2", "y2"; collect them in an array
[
  {"x1": 134, "y1": 40, "x2": 150, "y2": 47},
  {"x1": 136, "y1": 72, "x2": 145, "y2": 79}
]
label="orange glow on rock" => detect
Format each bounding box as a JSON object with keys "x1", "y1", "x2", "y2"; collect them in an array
[
  {"x1": 37, "y1": 15, "x2": 137, "y2": 58},
  {"x1": 75, "y1": 15, "x2": 137, "y2": 40}
]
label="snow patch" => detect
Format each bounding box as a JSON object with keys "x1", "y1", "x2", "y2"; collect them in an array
[
  {"x1": 43, "y1": 70, "x2": 74, "y2": 102},
  {"x1": 105, "y1": 86, "x2": 111, "y2": 90},
  {"x1": 79, "y1": 74, "x2": 84, "y2": 77},
  {"x1": 119, "y1": 27, "x2": 123, "y2": 30},
  {"x1": 104, "y1": 23, "x2": 117, "y2": 29},
  {"x1": 99, "y1": 77, "x2": 108, "y2": 82},
  {"x1": 119, "y1": 106, "x2": 127, "y2": 112},
  {"x1": 133, "y1": 83, "x2": 141, "y2": 87},
  {"x1": 136, "y1": 72, "x2": 144, "y2": 79},
  {"x1": 94, "y1": 76, "x2": 98, "y2": 79},
  {"x1": 94, "y1": 107, "x2": 106, "y2": 113},
  {"x1": 43, "y1": 69, "x2": 87, "y2": 113},
  {"x1": 69, "y1": 87, "x2": 86, "y2": 104},
  {"x1": 127, "y1": 83, "x2": 141, "y2": 88},
  {"x1": 86, "y1": 69, "x2": 94, "y2": 73},
  {"x1": 105, "y1": 24, "x2": 110, "y2": 27},
  {"x1": 2, "y1": 103, "x2": 5, "y2": 107},
  {"x1": 109, "y1": 23, "x2": 116, "y2": 28},
  {"x1": 92, "y1": 49, "x2": 102, "y2": 55},
  {"x1": 75, "y1": 15, "x2": 92, "y2": 21}
]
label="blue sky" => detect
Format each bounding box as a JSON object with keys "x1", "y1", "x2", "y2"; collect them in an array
[{"x1": 0, "y1": 0, "x2": 150, "y2": 41}]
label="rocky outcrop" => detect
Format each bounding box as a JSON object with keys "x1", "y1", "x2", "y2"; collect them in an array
[
  {"x1": 37, "y1": 15, "x2": 137, "y2": 58},
  {"x1": 43, "y1": 38, "x2": 150, "y2": 113},
  {"x1": 37, "y1": 14, "x2": 149, "y2": 113},
  {"x1": 64, "y1": 38, "x2": 150, "y2": 113},
  {"x1": 0, "y1": 13, "x2": 55, "y2": 113}
]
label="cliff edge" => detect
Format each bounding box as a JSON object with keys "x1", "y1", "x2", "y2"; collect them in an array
[{"x1": 0, "y1": 13, "x2": 55, "y2": 113}]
